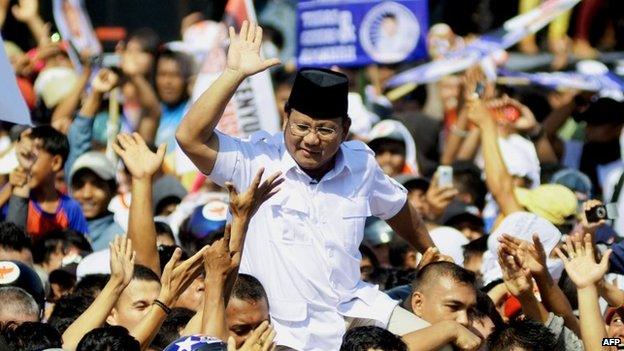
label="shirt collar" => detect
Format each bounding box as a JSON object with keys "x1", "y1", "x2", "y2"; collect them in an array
[{"x1": 277, "y1": 132, "x2": 353, "y2": 180}]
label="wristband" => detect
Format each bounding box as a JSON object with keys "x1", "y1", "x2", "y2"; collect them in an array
[{"x1": 153, "y1": 299, "x2": 171, "y2": 314}]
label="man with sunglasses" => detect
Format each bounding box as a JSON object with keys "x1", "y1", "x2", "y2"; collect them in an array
[{"x1": 177, "y1": 22, "x2": 437, "y2": 351}]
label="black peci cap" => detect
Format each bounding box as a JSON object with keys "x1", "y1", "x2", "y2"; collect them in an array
[
  {"x1": 287, "y1": 68, "x2": 349, "y2": 119},
  {"x1": 0, "y1": 260, "x2": 45, "y2": 309}
]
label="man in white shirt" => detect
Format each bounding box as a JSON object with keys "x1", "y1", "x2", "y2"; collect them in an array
[{"x1": 177, "y1": 22, "x2": 437, "y2": 350}]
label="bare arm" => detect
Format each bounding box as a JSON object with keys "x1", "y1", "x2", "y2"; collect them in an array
[
  {"x1": 52, "y1": 66, "x2": 92, "y2": 134},
  {"x1": 402, "y1": 320, "x2": 480, "y2": 351},
  {"x1": 12, "y1": 0, "x2": 49, "y2": 47},
  {"x1": 386, "y1": 201, "x2": 435, "y2": 254},
  {"x1": 440, "y1": 108, "x2": 470, "y2": 165},
  {"x1": 555, "y1": 234, "x2": 612, "y2": 351},
  {"x1": 176, "y1": 21, "x2": 280, "y2": 175},
  {"x1": 130, "y1": 247, "x2": 207, "y2": 349},
  {"x1": 500, "y1": 234, "x2": 581, "y2": 335},
  {"x1": 62, "y1": 236, "x2": 135, "y2": 351},
  {"x1": 113, "y1": 133, "x2": 166, "y2": 276},
  {"x1": 599, "y1": 279, "x2": 624, "y2": 307},
  {"x1": 467, "y1": 96, "x2": 523, "y2": 215},
  {"x1": 455, "y1": 129, "x2": 481, "y2": 161}
]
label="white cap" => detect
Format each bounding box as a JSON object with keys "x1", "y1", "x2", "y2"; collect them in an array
[
  {"x1": 429, "y1": 226, "x2": 469, "y2": 267},
  {"x1": 76, "y1": 249, "x2": 111, "y2": 280}
]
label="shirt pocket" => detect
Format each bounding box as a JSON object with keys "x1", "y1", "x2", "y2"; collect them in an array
[
  {"x1": 269, "y1": 298, "x2": 308, "y2": 323},
  {"x1": 340, "y1": 196, "x2": 372, "y2": 250},
  {"x1": 271, "y1": 198, "x2": 313, "y2": 246}
]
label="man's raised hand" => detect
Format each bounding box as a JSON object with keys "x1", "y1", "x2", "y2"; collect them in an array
[
  {"x1": 113, "y1": 133, "x2": 166, "y2": 180},
  {"x1": 225, "y1": 168, "x2": 283, "y2": 220},
  {"x1": 555, "y1": 233, "x2": 611, "y2": 289},
  {"x1": 226, "y1": 21, "x2": 281, "y2": 79},
  {"x1": 109, "y1": 235, "x2": 136, "y2": 288},
  {"x1": 92, "y1": 68, "x2": 120, "y2": 94}
]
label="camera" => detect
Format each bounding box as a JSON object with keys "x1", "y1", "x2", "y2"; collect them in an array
[{"x1": 585, "y1": 203, "x2": 618, "y2": 223}]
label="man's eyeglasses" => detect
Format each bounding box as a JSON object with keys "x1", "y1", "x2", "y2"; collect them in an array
[{"x1": 289, "y1": 121, "x2": 339, "y2": 140}]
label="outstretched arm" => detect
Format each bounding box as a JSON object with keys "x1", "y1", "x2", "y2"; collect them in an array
[
  {"x1": 63, "y1": 236, "x2": 135, "y2": 351},
  {"x1": 113, "y1": 133, "x2": 166, "y2": 276},
  {"x1": 555, "y1": 234, "x2": 612, "y2": 351},
  {"x1": 466, "y1": 95, "x2": 523, "y2": 215},
  {"x1": 176, "y1": 21, "x2": 280, "y2": 175}
]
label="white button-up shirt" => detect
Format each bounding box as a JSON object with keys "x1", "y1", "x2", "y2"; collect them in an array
[{"x1": 209, "y1": 130, "x2": 407, "y2": 350}]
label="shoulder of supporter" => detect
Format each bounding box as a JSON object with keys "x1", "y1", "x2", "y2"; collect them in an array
[{"x1": 545, "y1": 312, "x2": 583, "y2": 351}]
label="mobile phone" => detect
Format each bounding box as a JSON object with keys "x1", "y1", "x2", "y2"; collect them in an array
[
  {"x1": 437, "y1": 166, "x2": 453, "y2": 188},
  {"x1": 586, "y1": 203, "x2": 619, "y2": 223}
]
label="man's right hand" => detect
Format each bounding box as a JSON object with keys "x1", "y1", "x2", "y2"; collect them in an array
[
  {"x1": 450, "y1": 322, "x2": 482, "y2": 351},
  {"x1": 92, "y1": 68, "x2": 120, "y2": 94},
  {"x1": 225, "y1": 21, "x2": 281, "y2": 80}
]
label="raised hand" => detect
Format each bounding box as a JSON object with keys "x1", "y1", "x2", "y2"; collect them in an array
[
  {"x1": 225, "y1": 168, "x2": 283, "y2": 220},
  {"x1": 158, "y1": 247, "x2": 207, "y2": 306},
  {"x1": 227, "y1": 321, "x2": 276, "y2": 351},
  {"x1": 11, "y1": 0, "x2": 38, "y2": 23},
  {"x1": 109, "y1": 235, "x2": 136, "y2": 288},
  {"x1": 498, "y1": 246, "x2": 533, "y2": 297},
  {"x1": 226, "y1": 21, "x2": 281, "y2": 79},
  {"x1": 204, "y1": 225, "x2": 240, "y2": 279},
  {"x1": 112, "y1": 133, "x2": 166, "y2": 180},
  {"x1": 580, "y1": 200, "x2": 606, "y2": 237},
  {"x1": 499, "y1": 234, "x2": 547, "y2": 276},
  {"x1": 92, "y1": 68, "x2": 120, "y2": 94},
  {"x1": 555, "y1": 233, "x2": 612, "y2": 289},
  {"x1": 425, "y1": 173, "x2": 458, "y2": 220}
]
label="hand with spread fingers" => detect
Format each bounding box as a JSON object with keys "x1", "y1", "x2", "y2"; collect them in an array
[
  {"x1": 113, "y1": 133, "x2": 166, "y2": 180},
  {"x1": 499, "y1": 234, "x2": 548, "y2": 276},
  {"x1": 225, "y1": 168, "x2": 284, "y2": 220},
  {"x1": 226, "y1": 21, "x2": 281, "y2": 79},
  {"x1": 555, "y1": 233, "x2": 611, "y2": 289},
  {"x1": 498, "y1": 246, "x2": 534, "y2": 298},
  {"x1": 158, "y1": 247, "x2": 208, "y2": 307},
  {"x1": 109, "y1": 235, "x2": 136, "y2": 288},
  {"x1": 227, "y1": 321, "x2": 276, "y2": 351}
]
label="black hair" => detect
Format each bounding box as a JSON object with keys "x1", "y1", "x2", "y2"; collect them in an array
[
  {"x1": 389, "y1": 241, "x2": 414, "y2": 268},
  {"x1": 540, "y1": 162, "x2": 564, "y2": 185},
  {"x1": 133, "y1": 264, "x2": 161, "y2": 284},
  {"x1": 463, "y1": 235, "x2": 489, "y2": 261},
  {"x1": 487, "y1": 319, "x2": 557, "y2": 351},
  {"x1": 360, "y1": 244, "x2": 380, "y2": 269},
  {"x1": 516, "y1": 88, "x2": 552, "y2": 123},
  {"x1": 32, "y1": 229, "x2": 92, "y2": 265},
  {"x1": 231, "y1": 274, "x2": 268, "y2": 303},
  {"x1": 157, "y1": 49, "x2": 195, "y2": 80},
  {"x1": 128, "y1": 27, "x2": 160, "y2": 56},
  {"x1": 29, "y1": 125, "x2": 70, "y2": 167},
  {"x1": 473, "y1": 290, "x2": 505, "y2": 330},
  {"x1": 48, "y1": 269, "x2": 77, "y2": 298},
  {"x1": 149, "y1": 308, "x2": 195, "y2": 350},
  {"x1": 0, "y1": 222, "x2": 31, "y2": 253},
  {"x1": 158, "y1": 245, "x2": 189, "y2": 274},
  {"x1": 155, "y1": 221, "x2": 175, "y2": 242},
  {"x1": 452, "y1": 161, "x2": 487, "y2": 210},
  {"x1": 48, "y1": 293, "x2": 95, "y2": 334},
  {"x1": 73, "y1": 274, "x2": 110, "y2": 298},
  {"x1": 412, "y1": 262, "x2": 476, "y2": 292},
  {"x1": 340, "y1": 326, "x2": 407, "y2": 351},
  {"x1": 5, "y1": 321, "x2": 62, "y2": 351},
  {"x1": 77, "y1": 326, "x2": 140, "y2": 351}
]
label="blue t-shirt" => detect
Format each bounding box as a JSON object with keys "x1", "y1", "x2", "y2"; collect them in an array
[{"x1": 155, "y1": 101, "x2": 189, "y2": 154}]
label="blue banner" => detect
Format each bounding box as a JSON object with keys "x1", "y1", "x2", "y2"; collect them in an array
[
  {"x1": 498, "y1": 69, "x2": 624, "y2": 94},
  {"x1": 296, "y1": 0, "x2": 428, "y2": 67}
]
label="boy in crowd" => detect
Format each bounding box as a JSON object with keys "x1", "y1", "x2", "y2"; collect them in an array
[{"x1": 4, "y1": 126, "x2": 88, "y2": 237}]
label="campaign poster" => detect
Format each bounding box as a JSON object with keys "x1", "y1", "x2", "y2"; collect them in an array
[
  {"x1": 0, "y1": 35, "x2": 31, "y2": 125},
  {"x1": 53, "y1": 0, "x2": 102, "y2": 67},
  {"x1": 296, "y1": 0, "x2": 428, "y2": 67}
]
